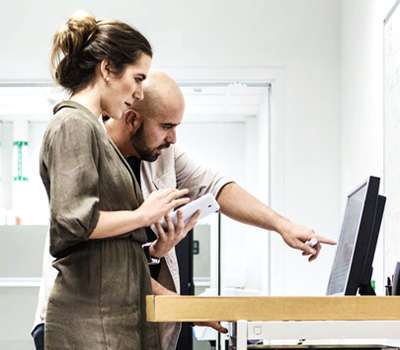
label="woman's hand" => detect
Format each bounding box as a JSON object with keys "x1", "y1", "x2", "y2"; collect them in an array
[
  {"x1": 138, "y1": 188, "x2": 190, "y2": 227},
  {"x1": 150, "y1": 210, "x2": 201, "y2": 258}
]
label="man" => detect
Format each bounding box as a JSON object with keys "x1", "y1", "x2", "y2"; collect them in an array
[{"x1": 32, "y1": 71, "x2": 335, "y2": 350}]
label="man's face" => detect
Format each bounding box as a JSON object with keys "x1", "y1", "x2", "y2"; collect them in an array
[{"x1": 130, "y1": 108, "x2": 183, "y2": 162}]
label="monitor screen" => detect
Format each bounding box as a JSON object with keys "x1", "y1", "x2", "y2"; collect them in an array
[{"x1": 327, "y1": 176, "x2": 381, "y2": 295}]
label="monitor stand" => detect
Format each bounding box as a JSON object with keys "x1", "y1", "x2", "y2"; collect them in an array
[
  {"x1": 358, "y1": 283, "x2": 376, "y2": 296},
  {"x1": 357, "y1": 266, "x2": 376, "y2": 295}
]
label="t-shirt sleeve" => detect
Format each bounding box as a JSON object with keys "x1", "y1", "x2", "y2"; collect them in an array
[{"x1": 174, "y1": 145, "x2": 234, "y2": 199}]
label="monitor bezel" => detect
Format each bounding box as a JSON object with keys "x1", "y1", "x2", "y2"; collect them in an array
[
  {"x1": 327, "y1": 176, "x2": 380, "y2": 295},
  {"x1": 358, "y1": 194, "x2": 386, "y2": 295}
]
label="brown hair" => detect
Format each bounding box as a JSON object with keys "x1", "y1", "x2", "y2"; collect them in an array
[{"x1": 51, "y1": 11, "x2": 152, "y2": 93}]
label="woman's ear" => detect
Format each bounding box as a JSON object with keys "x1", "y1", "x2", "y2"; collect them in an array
[
  {"x1": 124, "y1": 109, "x2": 142, "y2": 133},
  {"x1": 99, "y1": 59, "x2": 111, "y2": 83}
]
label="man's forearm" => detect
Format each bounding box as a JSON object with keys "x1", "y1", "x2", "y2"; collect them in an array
[
  {"x1": 216, "y1": 183, "x2": 335, "y2": 258},
  {"x1": 151, "y1": 277, "x2": 176, "y2": 296},
  {"x1": 217, "y1": 182, "x2": 289, "y2": 234}
]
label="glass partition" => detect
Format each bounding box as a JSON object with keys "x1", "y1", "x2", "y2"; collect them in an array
[
  {"x1": 0, "y1": 121, "x2": 3, "y2": 223},
  {"x1": 0, "y1": 85, "x2": 64, "y2": 225}
]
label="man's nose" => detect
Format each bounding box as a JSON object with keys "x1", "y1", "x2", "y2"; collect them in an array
[{"x1": 167, "y1": 128, "x2": 176, "y2": 144}]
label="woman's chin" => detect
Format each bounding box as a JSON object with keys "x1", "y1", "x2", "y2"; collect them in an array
[{"x1": 107, "y1": 109, "x2": 125, "y2": 120}]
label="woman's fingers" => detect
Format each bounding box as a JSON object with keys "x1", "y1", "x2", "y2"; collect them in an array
[
  {"x1": 166, "y1": 188, "x2": 189, "y2": 202},
  {"x1": 168, "y1": 197, "x2": 190, "y2": 211}
]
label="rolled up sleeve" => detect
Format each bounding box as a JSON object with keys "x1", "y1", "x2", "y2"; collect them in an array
[{"x1": 45, "y1": 117, "x2": 100, "y2": 243}]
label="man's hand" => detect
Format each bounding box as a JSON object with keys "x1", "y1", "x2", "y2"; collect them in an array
[
  {"x1": 278, "y1": 220, "x2": 336, "y2": 262},
  {"x1": 194, "y1": 321, "x2": 228, "y2": 334},
  {"x1": 217, "y1": 183, "x2": 336, "y2": 261},
  {"x1": 150, "y1": 209, "x2": 200, "y2": 258}
]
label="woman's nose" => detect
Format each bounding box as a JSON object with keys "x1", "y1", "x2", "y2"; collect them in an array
[{"x1": 134, "y1": 85, "x2": 144, "y2": 101}]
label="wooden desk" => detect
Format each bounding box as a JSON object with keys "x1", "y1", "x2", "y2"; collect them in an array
[
  {"x1": 146, "y1": 295, "x2": 400, "y2": 322},
  {"x1": 146, "y1": 296, "x2": 400, "y2": 350}
]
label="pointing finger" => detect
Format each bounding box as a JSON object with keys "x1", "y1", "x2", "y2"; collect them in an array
[{"x1": 314, "y1": 234, "x2": 336, "y2": 245}]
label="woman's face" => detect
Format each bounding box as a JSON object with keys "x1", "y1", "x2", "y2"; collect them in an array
[{"x1": 101, "y1": 53, "x2": 152, "y2": 119}]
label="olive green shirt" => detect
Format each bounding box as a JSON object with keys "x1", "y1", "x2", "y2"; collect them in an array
[{"x1": 39, "y1": 100, "x2": 160, "y2": 350}]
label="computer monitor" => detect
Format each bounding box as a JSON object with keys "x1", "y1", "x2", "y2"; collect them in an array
[
  {"x1": 358, "y1": 194, "x2": 386, "y2": 295},
  {"x1": 326, "y1": 176, "x2": 385, "y2": 295}
]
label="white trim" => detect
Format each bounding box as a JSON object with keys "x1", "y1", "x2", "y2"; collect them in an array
[
  {"x1": 0, "y1": 81, "x2": 53, "y2": 87},
  {"x1": 384, "y1": 0, "x2": 400, "y2": 24},
  {"x1": 184, "y1": 115, "x2": 252, "y2": 123},
  {"x1": 158, "y1": 66, "x2": 286, "y2": 296},
  {"x1": 193, "y1": 277, "x2": 211, "y2": 287},
  {"x1": 0, "y1": 277, "x2": 41, "y2": 287},
  {"x1": 155, "y1": 65, "x2": 284, "y2": 83},
  {"x1": 246, "y1": 320, "x2": 400, "y2": 343}
]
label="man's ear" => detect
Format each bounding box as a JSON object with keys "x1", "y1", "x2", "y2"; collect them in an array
[{"x1": 124, "y1": 109, "x2": 142, "y2": 133}]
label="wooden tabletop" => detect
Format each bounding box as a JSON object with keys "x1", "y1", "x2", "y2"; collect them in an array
[{"x1": 146, "y1": 295, "x2": 400, "y2": 322}]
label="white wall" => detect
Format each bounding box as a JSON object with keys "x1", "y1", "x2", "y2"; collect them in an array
[
  {"x1": 340, "y1": 0, "x2": 393, "y2": 192},
  {"x1": 340, "y1": 0, "x2": 398, "y2": 292},
  {"x1": 0, "y1": 0, "x2": 341, "y2": 295}
]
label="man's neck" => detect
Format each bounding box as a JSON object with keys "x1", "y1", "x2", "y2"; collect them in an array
[{"x1": 105, "y1": 122, "x2": 139, "y2": 158}]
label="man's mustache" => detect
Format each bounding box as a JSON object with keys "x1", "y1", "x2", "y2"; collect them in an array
[{"x1": 158, "y1": 143, "x2": 170, "y2": 150}]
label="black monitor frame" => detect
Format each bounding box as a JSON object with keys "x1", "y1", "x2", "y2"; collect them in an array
[
  {"x1": 327, "y1": 176, "x2": 383, "y2": 295},
  {"x1": 358, "y1": 194, "x2": 386, "y2": 295}
]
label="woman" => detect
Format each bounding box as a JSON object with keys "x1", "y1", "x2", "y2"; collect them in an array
[{"x1": 40, "y1": 11, "x2": 188, "y2": 350}]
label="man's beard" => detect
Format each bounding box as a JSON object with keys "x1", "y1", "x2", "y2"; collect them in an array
[{"x1": 131, "y1": 124, "x2": 170, "y2": 162}]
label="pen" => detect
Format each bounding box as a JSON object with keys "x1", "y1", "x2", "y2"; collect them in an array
[
  {"x1": 306, "y1": 238, "x2": 318, "y2": 247},
  {"x1": 385, "y1": 276, "x2": 392, "y2": 296}
]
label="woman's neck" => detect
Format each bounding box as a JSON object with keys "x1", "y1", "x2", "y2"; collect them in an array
[{"x1": 70, "y1": 86, "x2": 102, "y2": 117}]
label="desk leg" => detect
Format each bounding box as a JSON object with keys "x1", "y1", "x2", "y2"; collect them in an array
[{"x1": 231, "y1": 320, "x2": 248, "y2": 350}]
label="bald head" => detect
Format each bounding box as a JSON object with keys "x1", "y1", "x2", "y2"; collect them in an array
[
  {"x1": 105, "y1": 70, "x2": 184, "y2": 160},
  {"x1": 133, "y1": 70, "x2": 185, "y2": 120}
]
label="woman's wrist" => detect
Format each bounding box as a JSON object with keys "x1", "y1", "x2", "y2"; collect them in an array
[{"x1": 133, "y1": 206, "x2": 151, "y2": 228}]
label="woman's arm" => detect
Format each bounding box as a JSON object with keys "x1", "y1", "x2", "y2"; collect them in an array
[
  {"x1": 90, "y1": 210, "x2": 146, "y2": 239},
  {"x1": 90, "y1": 188, "x2": 190, "y2": 239}
]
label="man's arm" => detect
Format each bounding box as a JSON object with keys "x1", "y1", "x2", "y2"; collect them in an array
[
  {"x1": 173, "y1": 145, "x2": 335, "y2": 260},
  {"x1": 217, "y1": 182, "x2": 336, "y2": 261},
  {"x1": 151, "y1": 277, "x2": 176, "y2": 295},
  {"x1": 150, "y1": 278, "x2": 227, "y2": 333}
]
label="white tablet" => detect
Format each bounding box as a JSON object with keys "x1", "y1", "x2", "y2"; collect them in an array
[{"x1": 161, "y1": 193, "x2": 220, "y2": 229}]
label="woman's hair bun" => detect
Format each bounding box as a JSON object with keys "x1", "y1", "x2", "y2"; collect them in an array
[
  {"x1": 62, "y1": 10, "x2": 97, "y2": 54},
  {"x1": 56, "y1": 10, "x2": 97, "y2": 55},
  {"x1": 51, "y1": 10, "x2": 97, "y2": 86}
]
